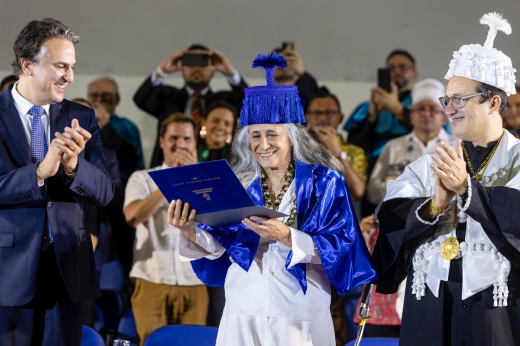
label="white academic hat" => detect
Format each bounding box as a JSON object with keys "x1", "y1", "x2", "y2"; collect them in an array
[
  {"x1": 411, "y1": 79, "x2": 445, "y2": 106},
  {"x1": 444, "y1": 12, "x2": 517, "y2": 96}
]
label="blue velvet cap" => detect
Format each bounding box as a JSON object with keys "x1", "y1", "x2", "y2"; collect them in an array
[{"x1": 239, "y1": 52, "x2": 306, "y2": 127}]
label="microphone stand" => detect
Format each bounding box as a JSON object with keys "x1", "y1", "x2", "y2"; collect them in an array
[{"x1": 354, "y1": 283, "x2": 374, "y2": 346}]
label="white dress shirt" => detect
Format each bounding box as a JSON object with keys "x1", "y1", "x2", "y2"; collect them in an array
[
  {"x1": 11, "y1": 82, "x2": 51, "y2": 148},
  {"x1": 179, "y1": 180, "x2": 335, "y2": 345},
  {"x1": 124, "y1": 163, "x2": 203, "y2": 286}
]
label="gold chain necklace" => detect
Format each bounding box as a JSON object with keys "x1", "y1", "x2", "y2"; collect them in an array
[
  {"x1": 260, "y1": 162, "x2": 297, "y2": 226},
  {"x1": 462, "y1": 132, "x2": 504, "y2": 181},
  {"x1": 441, "y1": 133, "x2": 504, "y2": 260}
]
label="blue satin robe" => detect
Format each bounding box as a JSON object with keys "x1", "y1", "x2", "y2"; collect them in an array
[{"x1": 191, "y1": 161, "x2": 377, "y2": 294}]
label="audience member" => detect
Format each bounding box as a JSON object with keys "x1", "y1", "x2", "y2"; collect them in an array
[
  {"x1": 273, "y1": 45, "x2": 319, "y2": 109},
  {"x1": 1, "y1": 74, "x2": 18, "y2": 92},
  {"x1": 367, "y1": 79, "x2": 453, "y2": 205},
  {"x1": 73, "y1": 98, "x2": 123, "y2": 269},
  {"x1": 133, "y1": 44, "x2": 248, "y2": 167},
  {"x1": 305, "y1": 88, "x2": 367, "y2": 201},
  {"x1": 504, "y1": 85, "x2": 520, "y2": 138},
  {"x1": 198, "y1": 100, "x2": 237, "y2": 162},
  {"x1": 88, "y1": 77, "x2": 144, "y2": 184},
  {"x1": 124, "y1": 114, "x2": 208, "y2": 345},
  {"x1": 344, "y1": 49, "x2": 419, "y2": 169},
  {"x1": 354, "y1": 215, "x2": 403, "y2": 339}
]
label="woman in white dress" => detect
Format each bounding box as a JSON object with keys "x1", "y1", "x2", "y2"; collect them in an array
[{"x1": 167, "y1": 53, "x2": 376, "y2": 345}]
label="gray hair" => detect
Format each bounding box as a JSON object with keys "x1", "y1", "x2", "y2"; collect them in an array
[
  {"x1": 12, "y1": 18, "x2": 80, "y2": 76},
  {"x1": 230, "y1": 123, "x2": 344, "y2": 187}
]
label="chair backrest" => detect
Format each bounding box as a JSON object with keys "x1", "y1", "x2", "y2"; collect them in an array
[
  {"x1": 118, "y1": 308, "x2": 137, "y2": 342},
  {"x1": 94, "y1": 290, "x2": 123, "y2": 329},
  {"x1": 99, "y1": 260, "x2": 125, "y2": 291},
  {"x1": 143, "y1": 325, "x2": 219, "y2": 346},
  {"x1": 345, "y1": 337, "x2": 400, "y2": 346},
  {"x1": 81, "y1": 326, "x2": 105, "y2": 346}
]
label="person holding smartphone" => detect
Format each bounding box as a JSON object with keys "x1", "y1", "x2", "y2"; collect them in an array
[
  {"x1": 133, "y1": 44, "x2": 248, "y2": 167},
  {"x1": 272, "y1": 42, "x2": 320, "y2": 110},
  {"x1": 344, "y1": 49, "x2": 419, "y2": 173}
]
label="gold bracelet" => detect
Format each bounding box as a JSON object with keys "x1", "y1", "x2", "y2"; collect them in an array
[{"x1": 430, "y1": 199, "x2": 447, "y2": 213}]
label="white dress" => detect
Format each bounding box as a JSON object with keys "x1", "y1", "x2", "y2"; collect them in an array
[{"x1": 179, "y1": 180, "x2": 335, "y2": 346}]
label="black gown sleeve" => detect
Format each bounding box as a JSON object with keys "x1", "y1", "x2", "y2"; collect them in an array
[
  {"x1": 372, "y1": 197, "x2": 440, "y2": 294},
  {"x1": 463, "y1": 177, "x2": 520, "y2": 269}
]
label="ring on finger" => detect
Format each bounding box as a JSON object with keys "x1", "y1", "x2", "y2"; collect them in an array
[{"x1": 180, "y1": 216, "x2": 188, "y2": 221}]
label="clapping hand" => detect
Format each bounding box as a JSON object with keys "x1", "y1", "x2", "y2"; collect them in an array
[
  {"x1": 53, "y1": 119, "x2": 92, "y2": 173},
  {"x1": 430, "y1": 140, "x2": 468, "y2": 208}
]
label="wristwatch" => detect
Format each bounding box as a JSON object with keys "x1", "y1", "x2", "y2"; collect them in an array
[{"x1": 339, "y1": 151, "x2": 348, "y2": 161}]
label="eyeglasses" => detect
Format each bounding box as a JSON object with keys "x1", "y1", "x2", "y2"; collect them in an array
[
  {"x1": 88, "y1": 92, "x2": 116, "y2": 100},
  {"x1": 438, "y1": 91, "x2": 491, "y2": 110},
  {"x1": 306, "y1": 110, "x2": 341, "y2": 116},
  {"x1": 387, "y1": 63, "x2": 413, "y2": 71},
  {"x1": 411, "y1": 105, "x2": 444, "y2": 114}
]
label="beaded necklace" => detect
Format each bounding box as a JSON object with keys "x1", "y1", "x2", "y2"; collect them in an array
[{"x1": 260, "y1": 161, "x2": 297, "y2": 226}]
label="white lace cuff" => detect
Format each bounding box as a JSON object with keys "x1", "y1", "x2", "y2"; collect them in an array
[
  {"x1": 415, "y1": 197, "x2": 450, "y2": 225},
  {"x1": 456, "y1": 175, "x2": 472, "y2": 223}
]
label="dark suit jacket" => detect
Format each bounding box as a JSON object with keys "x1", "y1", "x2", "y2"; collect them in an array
[
  {"x1": 0, "y1": 84, "x2": 114, "y2": 307},
  {"x1": 133, "y1": 75, "x2": 248, "y2": 167}
]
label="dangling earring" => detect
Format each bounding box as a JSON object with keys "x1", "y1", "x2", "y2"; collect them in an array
[
  {"x1": 226, "y1": 135, "x2": 232, "y2": 144},
  {"x1": 200, "y1": 126, "x2": 207, "y2": 139}
]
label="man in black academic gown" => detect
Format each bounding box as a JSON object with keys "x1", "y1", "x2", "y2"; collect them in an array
[{"x1": 372, "y1": 12, "x2": 520, "y2": 346}]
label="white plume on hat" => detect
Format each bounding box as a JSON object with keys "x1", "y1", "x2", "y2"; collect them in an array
[
  {"x1": 412, "y1": 79, "x2": 445, "y2": 106},
  {"x1": 444, "y1": 12, "x2": 517, "y2": 96}
]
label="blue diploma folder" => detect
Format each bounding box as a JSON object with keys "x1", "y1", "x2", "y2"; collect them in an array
[{"x1": 148, "y1": 160, "x2": 287, "y2": 227}]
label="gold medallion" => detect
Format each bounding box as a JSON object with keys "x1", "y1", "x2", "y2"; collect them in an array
[{"x1": 441, "y1": 237, "x2": 460, "y2": 260}]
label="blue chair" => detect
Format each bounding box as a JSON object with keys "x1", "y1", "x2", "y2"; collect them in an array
[
  {"x1": 92, "y1": 303, "x2": 105, "y2": 333},
  {"x1": 81, "y1": 326, "x2": 105, "y2": 346},
  {"x1": 143, "y1": 325, "x2": 218, "y2": 346},
  {"x1": 345, "y1": 337, "x2": 400, "y2": 346},
  {"x1": 99, "y1": 260, "x2": 125, "y2": 292},
  {"x1": 94, "y1": 290, "x2": 123, "y2": 330},
  {"x1": 117, "y1": 308, "x2": 137, "y2": 343}
]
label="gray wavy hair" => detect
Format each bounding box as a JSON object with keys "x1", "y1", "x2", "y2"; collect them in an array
[{"x1": 230, "y1": 123, "x2": 344, "y2": 186}]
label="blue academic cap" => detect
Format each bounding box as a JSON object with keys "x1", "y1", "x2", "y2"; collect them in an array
[{"x1": 239, "y1": 52, "x2": 306, "y2": 126}]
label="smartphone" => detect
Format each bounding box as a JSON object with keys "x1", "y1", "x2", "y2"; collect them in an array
[
  {"x1": 281, "y1": 41, "x2": 295, "y2": 51},
  {"x1": 378, "y1": 68, "x2": 391, "y2": 93},
  {"x1": 181, "y1": 54, "x2": 209, "y2": 67}
]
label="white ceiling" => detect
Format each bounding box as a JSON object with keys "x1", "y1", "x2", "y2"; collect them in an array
[{"x1": 0, "y1": 0, "x2": 518, "y2": 83}]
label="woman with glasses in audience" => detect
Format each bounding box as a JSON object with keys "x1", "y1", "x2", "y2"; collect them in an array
[{"x1": 167, "y1": 53, "x2": 376, "y2": 345}]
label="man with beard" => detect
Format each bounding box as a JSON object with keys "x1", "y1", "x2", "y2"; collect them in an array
[
  {"x1": 305, "y1": 88, "x2": 367, "y2": 201},
  {"x1": 367, "y1": 79, "x2": 454, "y2": 205},
  {"x1": 124, "y1": 113, "x2": 208, "y2": 345},
  {"x1": 133, "y1": 44, "x2": 247, "y2": 167},
  {"x1": 373, "y1": 13, "x2": 520, "y2": 345},
  {"x1": 344, "y1": 49, "x2": 419, "y2": 171}
]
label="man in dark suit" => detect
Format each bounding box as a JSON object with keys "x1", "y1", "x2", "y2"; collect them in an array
[
  {"x1": 0, "y1": 18, "x2": 114, "y2": 346},
  {"x1": 133, "y1": 44, "x2": 248, "y2": 167}
]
